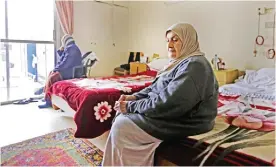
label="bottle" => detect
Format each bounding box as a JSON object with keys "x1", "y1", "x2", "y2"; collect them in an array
[{"x1": 213, "y1": 54, "x2": 219, "y2": 70}]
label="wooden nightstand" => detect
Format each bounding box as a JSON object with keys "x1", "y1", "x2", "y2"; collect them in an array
[
  {"x1": 214, "y1": 69, "x2": 239, "y2": 86},
  {"x1": 130, "y1": 62, "x2": 147, "y2": 75}
]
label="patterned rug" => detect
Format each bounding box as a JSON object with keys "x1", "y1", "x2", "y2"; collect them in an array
[{"x1": 0, "y1": 128, "x2": 103, "y2": 166}]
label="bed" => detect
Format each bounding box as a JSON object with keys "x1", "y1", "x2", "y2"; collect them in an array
[
  {"x1": 156, "y1": 68, "x2": 275, "y2": 166},
  {"x1": 156, "y1": 95, "x2": 275, "y2": 166},
  {"x1": 48, "y1": 70, "x2": 157, "y2": 138}
]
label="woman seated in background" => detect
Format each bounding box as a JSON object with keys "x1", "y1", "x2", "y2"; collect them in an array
[
  {"x1": 38, "y1": 34, "x2": 82, "y2": 108},
  {"x1": 102, "y1": 23, "x2": 219, "y2": 166}
]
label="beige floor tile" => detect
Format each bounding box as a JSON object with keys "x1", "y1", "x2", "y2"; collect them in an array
[{"x1": 0, "y1": 103, "x2": 108, "y2": 151}]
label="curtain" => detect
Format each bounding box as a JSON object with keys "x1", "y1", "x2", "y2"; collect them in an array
[{"x1": 55, "y1": 1, "x2": 74, "y2": 35}]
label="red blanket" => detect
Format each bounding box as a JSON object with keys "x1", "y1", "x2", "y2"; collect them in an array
[{"x1": 47, "y1": 71, "x2": 157, "y2": 138}]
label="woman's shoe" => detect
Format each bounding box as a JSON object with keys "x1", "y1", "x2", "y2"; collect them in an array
[
  {"x1": 13, "y1": 98, "x2": 38, "y2": 105},
  {"x1": 38, "y1": 99, "x2": 52, "y2": 109}
]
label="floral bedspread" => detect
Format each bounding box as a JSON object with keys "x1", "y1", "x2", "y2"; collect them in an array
[{"x1": 47, "y1": 73, "x2": 156, "y2": 138}]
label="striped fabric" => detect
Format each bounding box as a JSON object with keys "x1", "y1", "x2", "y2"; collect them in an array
[{"x1": 61, "y1": 34, "x2": 75, "y2": 47}]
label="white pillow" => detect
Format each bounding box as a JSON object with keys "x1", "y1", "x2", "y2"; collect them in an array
[
  {"x1": 241, "y1": 68, "x2": 275, "y2": 89},
  {"x1": 256, "y1": 68, "x2": 275, "y2": 78},
  {"x1": 147, "y1": 58, "x2": 169, "y2": 71}
]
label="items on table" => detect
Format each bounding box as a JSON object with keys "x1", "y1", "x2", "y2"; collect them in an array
[{"x1": 211, "y1": 54, "x2": 225, "y2": 70}]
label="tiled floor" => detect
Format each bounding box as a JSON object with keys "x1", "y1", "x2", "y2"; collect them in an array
[{"x1": 0, "y1": 103, "x2": 109, "y2": 151}]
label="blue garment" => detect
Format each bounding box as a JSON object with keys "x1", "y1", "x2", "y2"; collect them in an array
[{"x1": 54, "y1": 42, "x2": 82, "y2": 80}]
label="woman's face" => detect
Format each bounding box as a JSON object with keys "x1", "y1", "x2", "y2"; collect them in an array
[{"x1": 166, "y1": 31, "x2": 182, "y2": 59}]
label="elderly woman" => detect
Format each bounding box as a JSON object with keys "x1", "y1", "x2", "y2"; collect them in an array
[
  {"x1": 102, "y1": 23, "x2": 219, "y2": 166},
  {"x1": 38, "y1": 34, "x2": 82, "y2": 108}
]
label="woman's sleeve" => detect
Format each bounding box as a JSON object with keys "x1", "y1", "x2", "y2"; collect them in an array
[
  {"x1": 57, "y1": 49, "x2": 64, "y2": 57},
  {"x1": 54, "y1": 47, "x2": 76, "y2": 71},
  {"x1": 126, "y1": 63, "x2": 203, "y2": 117},
  {"x1": 132, "y1": 86, "x2": 152, "y2": 100}
]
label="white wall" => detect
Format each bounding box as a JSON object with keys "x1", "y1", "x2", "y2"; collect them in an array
[
  {"x1": 128, "y1": 1, "x2": 275, "y2": 70},
  {"x1": 73, "y1": 1, "x2": 129, "y2": 76}
]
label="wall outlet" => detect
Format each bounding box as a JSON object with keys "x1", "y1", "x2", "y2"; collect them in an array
[{"x1": 265, "y1": 22, "x2": 275, "y2": 28}]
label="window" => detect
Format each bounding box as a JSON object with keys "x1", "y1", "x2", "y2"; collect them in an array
[{"x1": 7, "y1": 0, "x2": 54, "y2": 41}]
